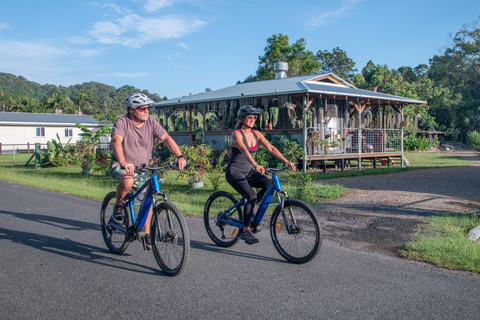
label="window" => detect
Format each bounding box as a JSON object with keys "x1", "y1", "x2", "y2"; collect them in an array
[
  {"x1": 65, "y1": 128, "x2": 73, "y2": 137},
  {"x1": 36, "y1": 127, "x2": 45, "y2": 137}
]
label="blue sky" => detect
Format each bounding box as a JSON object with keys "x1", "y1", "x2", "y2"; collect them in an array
[{"x1": 0, "y1": 0, "x2": 478, "y2": 99}]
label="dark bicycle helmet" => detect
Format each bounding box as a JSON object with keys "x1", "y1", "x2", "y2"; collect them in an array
[
  {"x1": 125, "y1": 93, "x2": 154, "y2": 111},
  {"x1": 238, "y1": 105, "x2": 260, "y2": 118}
]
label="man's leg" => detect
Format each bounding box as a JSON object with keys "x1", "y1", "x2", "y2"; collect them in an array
[{"x1": 115, "y1": 172, "x2": 134, "y2": 205}]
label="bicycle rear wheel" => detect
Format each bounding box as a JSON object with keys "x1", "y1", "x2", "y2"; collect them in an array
[
  {"x1": 150, "y1": 201, "x2": 190, "y2": 276},
  {"x1": 204, "y1": 191, "x2": 242, "y2": 247},
  {"x1": 100, "y1": 191, "x2": 130, "y2": 254},
  {"x1": 270, "y1": 199, "x2": 321, "y2": 264}
]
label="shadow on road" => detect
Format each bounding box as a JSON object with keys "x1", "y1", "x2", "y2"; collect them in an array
[
  {"x1": 0, "y1": 209, "x2": 98, "y2": 231},
  {"x1": 189, "y1": 238, "x2": 288, "y2": 264}
]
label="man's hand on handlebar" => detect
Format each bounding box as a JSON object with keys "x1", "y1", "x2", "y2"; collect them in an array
[
  {"x1": 177, "y1": 157, "x2": 187, "y2": 171},
  {"x1": 122, "y1": 162, "x2": 135, "y2": 175}
]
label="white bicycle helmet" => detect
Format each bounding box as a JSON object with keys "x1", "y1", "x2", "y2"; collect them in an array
[{"x1": 125, "y1": 93, "x2": 154, "y2": 111}]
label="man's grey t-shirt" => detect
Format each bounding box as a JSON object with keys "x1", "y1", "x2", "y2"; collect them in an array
[{"x1": 111, "y1": 115, "x2": 167, "y2": 166}]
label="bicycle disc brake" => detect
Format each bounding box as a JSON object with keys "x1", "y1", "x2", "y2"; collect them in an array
[
  {"x1": 159, "y1": 229, "x2": 177, "y2": 246},
  {"x1": 289, "y1": 224, "x2": 304, "y2": 239}
]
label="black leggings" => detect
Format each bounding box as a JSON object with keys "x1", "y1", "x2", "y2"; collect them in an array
[{"x1": 226, "y1": 168, "x2": 271, "y2": 228}]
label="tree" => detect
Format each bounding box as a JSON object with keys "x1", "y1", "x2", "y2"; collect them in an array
[
  {"x1": 254, "y1": 34, "x2": 322, "y2": 81},
  {"x1": 74, "y1": 90, "x2": 96, "y2": 114},
  {"x1": 316, "y1": 47, "x2": 357, "y2": 80},
  {"x1": 428, "y1": 18, "x2": 480, "y2": 141}
]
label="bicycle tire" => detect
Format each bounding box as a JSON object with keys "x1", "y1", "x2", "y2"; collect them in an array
[
  {"x1": 270, "y1": 199, "x2": 322, "y2": 264},
  {"x1": 204, "y1": 191, "x2": 243, "y2": 247},
  {"x1": 150, "y1": 201, "x2": 190, "y2": 276},
  {"x1": 100, "y1": 191, "x2": 130, "y2": 254}
]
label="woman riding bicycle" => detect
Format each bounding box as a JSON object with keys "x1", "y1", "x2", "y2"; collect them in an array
[{"x1": 226, "y1": 105, "x2": 296, "y2": 244}]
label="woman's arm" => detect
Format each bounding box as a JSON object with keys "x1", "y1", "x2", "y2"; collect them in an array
[{"x1": 255, "y1": 130, "x2": 296, "y2": 171}]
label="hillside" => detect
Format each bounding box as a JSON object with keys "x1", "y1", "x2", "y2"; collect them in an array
[{"x1": 0, "y1": 72, "x2": 167, "y2": 117}]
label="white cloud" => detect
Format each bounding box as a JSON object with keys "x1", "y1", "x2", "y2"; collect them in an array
[
  {"x1": 102, "y1": 3, "x2": 132, "y2": 15},
  {"x1": 177, "y1": 42, "x2": 189, "y2": 50},
  {"x1": 307, "y1": 0, "x2": 363, "y2": 28},
  {"x1": 0, "y1": 23, "x2": 11, "y2": 31},
  {"x1": 0, "y1": 40, "x2": 73, "y2": 83},
  {"x1": 89, "y1": 14, "x2": 206, "y2": 48},
  {"x1": 143, "y1": 0, "x2": 180, "y2": 13}
]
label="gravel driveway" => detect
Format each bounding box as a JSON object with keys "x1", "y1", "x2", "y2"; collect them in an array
[{"x1": 316, "y1": 150, "x2": 480, "y2": 256}]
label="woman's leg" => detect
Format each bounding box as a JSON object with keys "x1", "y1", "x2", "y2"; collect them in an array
[{"x1": 226, "y1": 170, "x2": 257, "y2": 229}]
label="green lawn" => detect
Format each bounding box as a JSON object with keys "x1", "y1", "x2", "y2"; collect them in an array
[{"x1": 0, "y1": 153, "x2": 346, "y2": 215}]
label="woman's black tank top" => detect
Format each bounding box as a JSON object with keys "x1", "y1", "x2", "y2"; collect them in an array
[{"x1": 227, "y1": 129, "x2": 258, "y2": 174}]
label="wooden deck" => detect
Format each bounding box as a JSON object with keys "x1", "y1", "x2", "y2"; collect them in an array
[{"x1": 306, "y1": 152, "x2": 403, "y2": 172}]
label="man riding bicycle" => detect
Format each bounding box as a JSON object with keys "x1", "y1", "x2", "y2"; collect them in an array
[{"x1": 108, "y1": 93, "x2": 186, "y2": 248}]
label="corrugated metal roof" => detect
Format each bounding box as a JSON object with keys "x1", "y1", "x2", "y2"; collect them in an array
[
  {"x1": 0, "y1": 112, "x2": 109, "y2": 126},
  {"x1": 153, "y1": 73, "x2": 426, "y2": 107}
]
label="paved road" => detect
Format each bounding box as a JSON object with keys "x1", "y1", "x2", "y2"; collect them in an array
[{"x1": 1, "y1": 180, "x2": 479, "y2": 319}]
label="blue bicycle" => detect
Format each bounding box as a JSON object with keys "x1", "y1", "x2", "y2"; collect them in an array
[
  {"x1": 101, "y1": 163, "x2": 190, "y2": 276},
  {"x1": 204, "y1": 165, "x2": 321, "y2": 264}
]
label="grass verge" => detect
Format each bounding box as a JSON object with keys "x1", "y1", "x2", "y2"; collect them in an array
[
  {"x1": 0, "y1": 153, "x2": 346, "y2": 216},
  {"x1": 308, "y1": 151, "x2": 474, "y2": 180},
  {"x1": 400, "y1": 213, "x2": 480, "y2": 275}
]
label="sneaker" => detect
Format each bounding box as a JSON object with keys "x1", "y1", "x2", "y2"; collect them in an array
[
  {"x1": 251, "y1": 221, "x2": 262, "y2": 234},
  {"x1": 144, "y1": 234, "x2": 152, "y2": 250},
  {"x1": 240, "y1": 229, "x2": 259, "y2": 244},
  {"x1": 112, "y1": 204, "x2": 124, "y2": 224}
]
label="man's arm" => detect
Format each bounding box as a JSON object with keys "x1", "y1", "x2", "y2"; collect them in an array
[{"x1": 112, "y1": 134, "x2": 135, "y2": 174}]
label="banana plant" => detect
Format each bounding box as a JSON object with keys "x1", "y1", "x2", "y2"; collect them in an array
[{"x1": 76, "y1": 123, "x2": 112, "y2": 155}]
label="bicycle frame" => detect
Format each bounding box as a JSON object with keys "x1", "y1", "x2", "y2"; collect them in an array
[
  {"x1": 218, "y1": 172, "x2": 285, "y2": 229},
  {"x1": 110, "y1": 171, "x2": 164, "y2": 233}
]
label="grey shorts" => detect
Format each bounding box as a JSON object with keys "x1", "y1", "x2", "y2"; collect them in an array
[{"x1": 108, "y1": 163, "x2": 150, "y2": 189}]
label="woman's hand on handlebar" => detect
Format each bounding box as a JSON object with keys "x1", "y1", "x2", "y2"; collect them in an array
[
  {"x1": 286, "y1": 161, "x2": 296, "y2": 171},
  {"x1": 254, "y1": 164, "x2": 265, "y2": 174}
]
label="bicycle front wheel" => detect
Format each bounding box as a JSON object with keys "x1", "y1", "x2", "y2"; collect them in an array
[
  {"x1": 204, "y1": 191, "x2": 243, "y2": 247},
  {"x1": 150, "y1": 201, "x2": 190, "y2": 276},
  {"x1": 100, "y1": 191, "x2": 130, "y2": 254},
  {"x1": 270, "y1": 199, "x2": 322, "y2": 264}
]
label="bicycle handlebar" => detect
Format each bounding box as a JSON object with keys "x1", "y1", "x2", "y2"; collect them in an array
[
  {"x1": 264, "y1": 164, "x2": 290, "y2": 174},
  {"x1": 134, "y1": 162, "x2": 178, "y2": 173}
]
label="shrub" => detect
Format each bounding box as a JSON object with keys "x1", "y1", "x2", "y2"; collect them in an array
[
  {"x1": 286, "y1": 171, "x2": 314, "y2": 202},
  {"x1": 208, "y1": 150, "x2": 228, "y2": 190},
  {"x1": 178, "y1": 144, "x2": 212, "y2": 183},
  {"x1": 94, "y1": 151, "x2": 112, "y2": 175},
  {"x1": 467, "y1": 130, "x2": 480, "y2": 151},
  {"x1": 403, "y1": 136, "x2": 431, "y2": 151},
  {"x1": 254, "y1": 134, "x2": 304, "y2": 168}
]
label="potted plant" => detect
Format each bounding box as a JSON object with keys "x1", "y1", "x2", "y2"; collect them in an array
[{"x1": 178, "y1": 144, "x2": 212, "y2": 188}]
